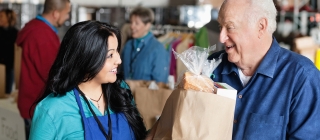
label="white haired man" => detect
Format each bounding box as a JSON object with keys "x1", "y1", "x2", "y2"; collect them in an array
[
  {"x1": 146, "y1": 0, "x2": 320, "y2": 139},
  {"x1": 209, "y1": 0, "x2": 320, "y2": 139}
]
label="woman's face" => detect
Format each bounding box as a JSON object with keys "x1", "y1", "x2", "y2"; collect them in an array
[
  {"x1": 0, "y1": 12, "x2": 9, "y2": 27},
  {"x1": 130, "y1": 15, "x2": 151, "y2": 38},
  {"x1": 93, "y1": 35, "x2": 122, "y2": 84}
]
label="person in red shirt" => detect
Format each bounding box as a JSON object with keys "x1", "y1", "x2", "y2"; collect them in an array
[{"x1": 15, "y1": 0, "x2": 70, "y2": 139}]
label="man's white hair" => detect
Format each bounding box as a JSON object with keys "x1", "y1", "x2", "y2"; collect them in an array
[{"x1": 247, "y1": 0, "x2": 278, "y2": 34}]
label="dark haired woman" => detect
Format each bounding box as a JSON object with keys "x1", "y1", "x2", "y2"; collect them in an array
[
  {"x1": 0, "y1": 9, "x2": 18, "y2": 95},
  {"x1": 29, "y1": 20, "x2": 146, "y2": 140}
]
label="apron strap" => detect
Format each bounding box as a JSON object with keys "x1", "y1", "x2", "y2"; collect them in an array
[{"x1": 73, "y1": 88, "x2": 88, "y2": 127}]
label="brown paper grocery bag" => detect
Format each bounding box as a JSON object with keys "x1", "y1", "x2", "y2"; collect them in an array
[
  {"x1": 135, "y1": 87, "x2": 172, "y2": 130},
  {"x1": 125, "y1": 80, "x2": 149, "y2": 96},
  {"x1": 154, "y1": 89, "x2": 236, "y2": 140},
  {"x1": 125, "y1": 80, "x2": 170, "y2": 98}
]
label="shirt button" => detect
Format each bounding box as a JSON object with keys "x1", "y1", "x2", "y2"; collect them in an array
[
  {"x1": 238, "y1": 95, "x2": 242, "y2": 98},
  {"x1": 234, "y1": 120, "x2": 237, "y2": 124}
]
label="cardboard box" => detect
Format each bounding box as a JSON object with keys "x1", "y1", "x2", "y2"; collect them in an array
[
  {"x1": 294, "y1": 36, "x2": 319, "y2": 63},
  {"x1": 297, "y1": 47, "x2": 318, "y2": 63},
  {"x1": 294, "y1": 36, "x2": 317, "y2": 50},
  {"x1": 214, "y1": 82, "x2": 237, "y2": 100}
]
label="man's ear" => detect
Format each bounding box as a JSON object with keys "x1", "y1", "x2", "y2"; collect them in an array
[
  {"x1": 53, "y1": 10, "x2": 60, "y2": 20},
  {"x1": 258, "y1": 17, "x2": 268, "y2": 38}
]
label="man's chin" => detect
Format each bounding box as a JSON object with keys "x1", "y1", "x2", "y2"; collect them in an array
[
  {"x1": 56, "y1": 23, "x2": 62, "y2": 28},
  {"x1": 56, "y1": 21, "x2": 65, "y2": 28},
  {"x1": 227, "y1": 55, "x2": 239, "y2": 63}
]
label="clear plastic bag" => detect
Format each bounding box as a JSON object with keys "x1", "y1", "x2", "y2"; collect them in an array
[{"x1": 173, "y1": 45, "x2": 222, "y2": 92}]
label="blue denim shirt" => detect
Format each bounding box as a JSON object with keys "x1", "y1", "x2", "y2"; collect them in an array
[
  {"x1": 122, "y1": 33, "x2": 169, "y2": 83},
  {"x1": 209, "y1": 38, "x2": 320, "y2": 139}
]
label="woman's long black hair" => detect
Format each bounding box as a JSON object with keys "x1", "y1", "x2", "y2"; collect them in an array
[{"x1": 34, "y1": 20, "x2": 146, "y2": 139}]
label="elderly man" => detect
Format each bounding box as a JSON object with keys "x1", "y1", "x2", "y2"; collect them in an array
[
  {"x1": 209, "y1": 0, "x2": 320, "y2": 139},
  {"x1": 146, "y1": 0, "x2": 320, "y2": 139}
]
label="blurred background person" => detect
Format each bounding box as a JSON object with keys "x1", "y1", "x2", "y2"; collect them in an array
[
  {"x1": 15, "y1": 0, "x2": 71, "y2": 139},
  {"x1": 121, "y1": 7, "x2": 169, "y2": 83},
  {"x1": 0, "y1": 9, "x2": 18, "y2": 97}
]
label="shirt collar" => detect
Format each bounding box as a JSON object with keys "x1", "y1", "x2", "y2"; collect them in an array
[
  {"x1": 134, "y1": 31, "x2": 152, "y2": 43},
  {"x1": 137, "y1": 31, "x2": 151, "y2": 40},
  {"x1": 221, "y1": 37, "x2": 280, "y2": 78},
  {"x1": 255, "y1": 37, "x2": 280, "y2": 78},
  {"x1": 35, "y1": 15, "x2": 58, "y2": 34},
  {"x1": 221, "y1": 53, "x2": 238, "y2": 75}
]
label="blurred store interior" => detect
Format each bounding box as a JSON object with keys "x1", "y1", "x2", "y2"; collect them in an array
[
  {"x1": 0, "y1": 0, "x2": 319, "y2": 96},
  {"x1": 0, "y1": 0, "x2": 318, "y2": 90},
  {"x1": 0, "y1": 0, "x2": 319, "y2": 49}
]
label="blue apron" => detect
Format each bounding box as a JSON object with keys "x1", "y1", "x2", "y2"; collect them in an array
[{"x1": 73, "y1": 88, "x2": 135, "y2": 140}]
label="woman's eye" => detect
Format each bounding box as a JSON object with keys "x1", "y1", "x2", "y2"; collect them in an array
[{"x1": 107, "y1": 54, "x2": 113, "y2": 58}]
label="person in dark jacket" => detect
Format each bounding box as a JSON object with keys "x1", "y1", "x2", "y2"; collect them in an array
[
  {"x1": 0, "y1": 9, "x2": 18, "y2": 95},
  {"x1": 122, "y1": 7, "x2": 169, "y2": 83}
]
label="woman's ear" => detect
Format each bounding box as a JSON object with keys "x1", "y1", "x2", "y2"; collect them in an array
[{"x1": 146, "y1": 22, "x2": 152, "y2": 30}]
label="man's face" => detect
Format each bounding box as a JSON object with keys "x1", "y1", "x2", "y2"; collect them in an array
[
  {"x1": 56, "y1": 2, "x2": 71, "y2": 27},
  {"x1": 218, "y1": 1, "x2": 259, "y2": 65}
]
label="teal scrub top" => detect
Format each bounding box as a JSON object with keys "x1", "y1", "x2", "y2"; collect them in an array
[{"x1": 29, "y1": 90, "x2": 115, "y2": 140}]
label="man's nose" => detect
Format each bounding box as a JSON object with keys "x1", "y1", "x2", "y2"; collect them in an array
[{"x1": 219, "y1": 28, "x2": 228, "y2": 43}]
